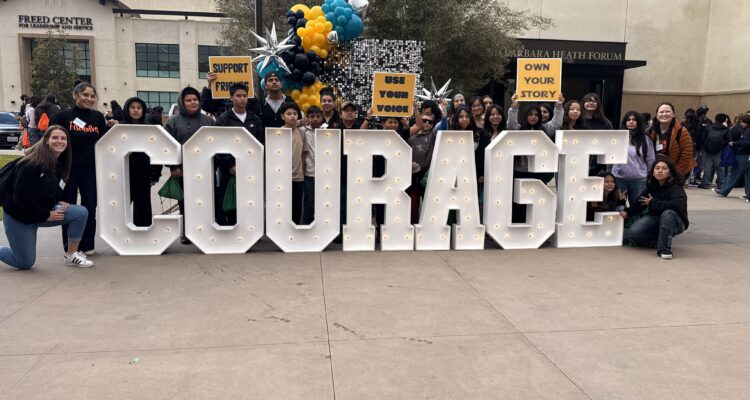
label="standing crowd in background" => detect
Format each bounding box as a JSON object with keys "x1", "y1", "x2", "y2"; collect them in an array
[{"x1": 4, "y1": 75, "x2": 750, "y2": 270}]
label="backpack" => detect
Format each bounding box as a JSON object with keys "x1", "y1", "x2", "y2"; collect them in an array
[
  {"x1": 37, "y1": 112, "x2": 50, "y2": 132},
  {"x1": 0, "y1": 158, "x2": 21, "y2": 205},
  {"x1": 703, "y1": 128, "x2": 725, "y2": 154}
]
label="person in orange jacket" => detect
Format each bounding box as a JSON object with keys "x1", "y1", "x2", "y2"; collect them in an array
[{"x1": 648, "y1": 102, "x2": 696, "y2": 178}]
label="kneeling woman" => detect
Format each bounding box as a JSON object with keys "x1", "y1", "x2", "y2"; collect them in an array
[
  {"x1": 620, "y1": 157, "x2": 689, "y2": 259},
  {"x1": 0, "y1": 126, "x2": 93, "y2": 269}
]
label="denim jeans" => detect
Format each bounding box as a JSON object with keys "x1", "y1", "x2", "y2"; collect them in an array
[
  {"x1": 27, "y1": 127, "x2": 43, "y2": 145},
  {"x1": 718, "y1": 155, "x2": 750, "y2": 197},
  {"x1": 615, "y1": 178, "x2": 647, "y2": 208},
  {"x1": 701, "y1": 151, "x2": 724, "y2": 188},
  {"x1": 0, "y1": 205, "x2": 88, "y2": 270},
  {"x1": 624, "y1": 209, "x2": 685, "y2": 254},
  {"x1": 303, "y1": 176, "x2": 315, "y2": 225}
]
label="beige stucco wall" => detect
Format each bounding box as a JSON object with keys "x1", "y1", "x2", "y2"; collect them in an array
[{"x1": 0, "y1": 0, "x2": 221, "y2": 111}]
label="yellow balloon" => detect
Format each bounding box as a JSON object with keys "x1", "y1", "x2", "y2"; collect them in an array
[
  {"x1": 314, "y1": 22, "x2": 325, "y2": 33},
  {"x1": 299, "y1": 94, "x2": 309, "y2": 103},
  {"x1": 290, "y1": 4, "x2": 310, "y2": 14},
  {"x1": 313, "y1": 33, "x2": 326, "y2": 47},
  {"x1": 309, "y1": 5, "x2": 325, "y2": 19},
  {"x1": 291, "y1": 89, "x2": 301, "y2": 100},
  {"x1": 297, "y1": 27, "x2": 306, "y2": 37},
  {"x1": 319, "y1": 49, "x2": 328, "y2": 58},
  {"x1": 325, "y1": 21, "x2": 333, "y2": 31}
]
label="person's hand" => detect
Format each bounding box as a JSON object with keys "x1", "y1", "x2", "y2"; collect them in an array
[
  {"x1": 618, "y1": 190, "x2": 627, "y2": 201},
  {"x1": 729, "y1": 141, "x2": 734, "y2": 146},
  {"x1": 439, "y1": 98, "x2": 448, "y2": 114},
  {"x1": 206, "y1": 72, "x2": 217, "y2": 85},
  {"x1": 150, "y1": 180, "x2": 158, "y2": 186},
  {"x1": 297, "y1": 117, "x2": 310, "y2": 127},
  {"x1": 556, "y1": 93, "x2": 565, "y2": 105},
  {"x1": 47, "y1": 210, "x2": 65, "y2": 221},
  {"x1": 619, "y1": 211, "x2": 628, "y2": 218},
  {"x1": 171, "y1": 169, "x2": 183, "y2": 178},
  {"x1": 229, "y1": 166, "x2": 236, "y2": 176},
  {"x1": 107, "y1": 119, "x2": 118, "y2": 127},
  {"x1": 400, "y1": 117, "x2": 409, "y2": 127},
  {"x1": 411, "y1": 161, "x2": 420, "y2": 173},
  {"x1": 638, "y1": 194, "x2": 652, "y2": 206},
  {"x1": 366, "y1": 107, "x2": 373, "y2": 119},
  {"x1": 511, "y1": 92, "x2": 519, "y2": 109},
  {"x1": 56, "y1": 201, "x2": 69, "y2": 212}
]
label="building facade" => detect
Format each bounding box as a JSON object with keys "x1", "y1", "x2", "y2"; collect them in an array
[{"x1": 1, "y1": 0, "x2": 748, "y2": 120}]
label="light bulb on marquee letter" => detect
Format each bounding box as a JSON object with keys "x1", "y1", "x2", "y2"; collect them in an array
[
  {"x1": 415, "y1": 131, "x2": 485, "y2": 250},
  {"x1": 182, "y1": 127, "x2": 264, "y2": 254},
  {"x1": 95, "y1": 125, "x2": 182, "y2": 255},
  {"x1": 266, "y1": 128, "x2": 341, "y2": 252},
  {"x1": 343, "y1": 130, "x2": 413, "y2": 251},
  {"x1": 483, "y1": 131, "x2": 558, "y2": 249},
  {"x1": 554, "y1": 129, "x2": 628, "y2": 248}
]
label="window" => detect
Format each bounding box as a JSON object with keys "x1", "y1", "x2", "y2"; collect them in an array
[
  {"x1": 137, "y1": 91, "x2": 178, "y2": 111},
  {"x1": 30, "y1": 39, "x2": 91, "y2": 83},
  {"x1": 136, "y1": 43, "x2": 180, "y2": 78},
  {"x1": 198, "y1": 45, "x2": 229, "y2": 79}
]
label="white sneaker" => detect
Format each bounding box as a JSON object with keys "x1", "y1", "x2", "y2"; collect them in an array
[
  {"x1": 65, "y1": 251, "x2": 95, "y2": 268},
  {"x1": 84, "y1": 250, "x2": 97, "y2": 256}
]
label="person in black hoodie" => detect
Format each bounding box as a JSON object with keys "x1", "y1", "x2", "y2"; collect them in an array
[
  {"x1": 580, "y1": 93, "x2": 613, "y2": 176},
  {"x1": 621, "y1": 157, "x2": 689, "y2": 259},
  {"x1": 699, "y1": 113, "x2": 729, "y2": 189},
  {"x1": 165, "y1": 86, "x2": 215, "y2": 244},
  {"x1": 1, "y1": 126, "x2": 94, "y2": 269},
  {"x1": 51, "y1": 82, "x2": 113, "y2": 255},
  {"x1": 121, "y1": 97, "x2": 163, "y2": 227},
  {"x1": 213, "y1": 83, "x2": 263, "y2": 225}
]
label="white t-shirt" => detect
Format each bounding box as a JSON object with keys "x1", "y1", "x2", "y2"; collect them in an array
[
  {"x1": 266, "y1": 96, "x2": 284, "y2": 113},
  {"x1": 303, "y1": 126, "x2": 315, "y2": 177},
  {"x1": 233, "y1": 109, "x2": 247, "y2": 123}
]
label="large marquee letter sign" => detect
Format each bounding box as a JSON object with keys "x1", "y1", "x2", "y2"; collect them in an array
[
  {"x1": 182, "y1": 127, "x2": 264, "y2": 254},
  {"x1": 95, "y1": 125, "x2": 181, "y2": 255},
  {"x1": 554, "y1": 130, "x2": 629, "y2": 248},
  {"x1": 343, "y1": 130, "x2": 413, "y2": 251},
  {"x1": 266, "y1": 128, "x2": 341, "y2": 252},
  {"x1": 416, "y1": 131, "x2": 485, "y2": 250},
  {"x1": 483, "y1": 131, "x2": 558, "y2": 249}
]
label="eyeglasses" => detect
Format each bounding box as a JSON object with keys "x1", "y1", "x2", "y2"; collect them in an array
[{"x1": 422, "y1": 119, "x2": 434, "y2": 124}]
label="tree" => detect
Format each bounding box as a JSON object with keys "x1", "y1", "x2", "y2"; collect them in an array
[
  {"x1": 216, "y1": 0, "x2": 551, "y2": 93},
  {"x1": 30, "y1": 32, "x2": 82, "y2": 107},
  {"x1": 364, "y1": 0, "x2": 552, "y2": 92}
]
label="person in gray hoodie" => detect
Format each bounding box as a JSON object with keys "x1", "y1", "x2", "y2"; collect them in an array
[
  {"x1": 612, "y1": 111, "x2": 655, "y2": 208},
  {"x1": 165, "y1": 87, "x2": 214, "y2": 244}
]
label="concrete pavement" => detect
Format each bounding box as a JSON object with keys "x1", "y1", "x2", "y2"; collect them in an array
[{"x1": 0, "y1": 186, "x2": 749, "y2": 399}]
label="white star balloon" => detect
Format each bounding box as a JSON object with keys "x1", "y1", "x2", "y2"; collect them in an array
[
  {"x1": 416, "y1": 77, "x2": 452, "y2": 102},
  {"x1": 250, "y1": 23, "x2": 296, "y2": 74}
]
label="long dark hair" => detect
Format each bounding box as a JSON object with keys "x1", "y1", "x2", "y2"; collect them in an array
[
  {"x1": 600, "y1": 171, "x2": 621, "y2": 209},
  {"x1": 20, "y1": 125, "x2": 72, "y2": 181},
  {"x1": 482, "y1": 104, "x2": 506, "y2": 136},
  {"x1": 539, "y1": 103, "x2": 554, "y2": 123},
  {"x1": 562, "y1": 100, "x2": 583, "y2": 129},
  {"x1": 519, "y1": 103, "x2": 543, "y2": 130},
  {"x1": 620, "y1": 111, "x2": 650, "y2": 163},
  {"x1": 648, "y1": 156, "x2": 683, "y2": 187},
  {"x1": 581, "y1": 92, "x2": 606, "y2": 120},
  {"x1": 449, "y1": 105, "x2": 477, "y2": 131}
]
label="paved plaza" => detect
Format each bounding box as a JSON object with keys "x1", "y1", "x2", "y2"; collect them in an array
[{"x1": 1, "y1": 186, "x2": 749, "y2": 399}]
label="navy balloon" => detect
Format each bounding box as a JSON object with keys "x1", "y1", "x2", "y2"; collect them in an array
[{"x1": 302, "y1": 71, "x2": 316, "y2": 85}]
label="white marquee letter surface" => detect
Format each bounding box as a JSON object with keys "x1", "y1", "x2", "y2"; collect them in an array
[
  {"x1": 343, "y1": 130, "x2": 413, "y2": 251},
  {"x1": 554, "y1": 130, "x2": 628, "y2": 248},
  {"x1": 95, "y1": 125, "x2": 181, "y2": 255},
  {"x1": 182, "y1": 127, "x2": 264, "y2": 254},
  {"x1": 266, "y1": 128, "x2": 341, "y2": 252},
  {"x1": 483, "y1": 131, "x2": 558, "y2": 249},
  {"x1": 415, "y1": 131, "x2": 485, "y2": 250}
]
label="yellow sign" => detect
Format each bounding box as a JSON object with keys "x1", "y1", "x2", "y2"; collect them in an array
[
  {"x1": 371, "y1": 72, "x2": 417, "y2": 117},
  {"x1": 209, "y1": 56, "x2": 255, "y2": 99},
  {"x1": 516, "y1": 58, "x2": 562, "y2": 102}
]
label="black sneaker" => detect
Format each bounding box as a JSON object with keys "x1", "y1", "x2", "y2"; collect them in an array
[{"x1": 658, "y1": 251, "x2": 673, "y2": 260}]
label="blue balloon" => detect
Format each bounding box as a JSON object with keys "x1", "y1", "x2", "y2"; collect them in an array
[
  {"x1": 326, "y1": 12, "x2": 335, "y2": 21},
  {"x1": 337, "y1": 15, "x2": 347, "y2": 26},
  {"x1": 343, "y1": 7, "x2": 353, "y2": 18},
  {"x1": 322, "y1": 4, "x2": 330, "y2": 13},
  {"x1": 334, "y1": 6, "x2": 346, "y2": 17},
  {"x1": 344, "y1": 14, "x2": 363, "y2": 40}
]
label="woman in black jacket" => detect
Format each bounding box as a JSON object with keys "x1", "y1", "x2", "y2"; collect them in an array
[
  {"x1": 0, "y1": 126, "x2": 93, "y2": 269},
  {"x1": 121, "y1": 97, "x2": 163, "y2": 227},
  {"x1": 621, "y1": 157, "x2": 689, "y2": 259},
  {"x1": 51, "y1": 82, "x2": 113, "y2": 255}
]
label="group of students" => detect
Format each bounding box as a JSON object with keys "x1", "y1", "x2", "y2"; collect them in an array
[{"x1": 8, "y1": 75, "x2": 739, "y2": 270}]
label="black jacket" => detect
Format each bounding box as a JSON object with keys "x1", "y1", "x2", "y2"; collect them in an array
[
  {"x1": 582, "y1": 116, "x2": 613, "y2": 131},
  {"x1": 735, "y1": 126, "x2": 750, "y2": 156},
  {"x1": 3, "y1": 160, "x2": 64, "y2": 224},
  {"x1": 215, "y1": 108, "x2": 264, "y2": 145},
  {"x1": 701, "y1": 122, "x2": 728, "y2": 154},
  {"x1": 51, "y1": 105, "x2": 108, "y2": 170},
  {"x1": 250, "y1": 95, "x2": 296, "y2": 128},
  {"x1": 625, "y1": 179, "x2": 689, "y2": 229},
  {"x1": 121, "y1": 97, "x2": 163, "y2": 184}
]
